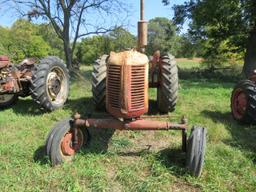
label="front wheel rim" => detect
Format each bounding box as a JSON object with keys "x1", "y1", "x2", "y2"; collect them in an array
[
  {"x1": 232, "y1": 88, "x2": 247, "y2": 119},
  {"x1": 60, "y1": 129, "x2": 84, "y2": 156}
]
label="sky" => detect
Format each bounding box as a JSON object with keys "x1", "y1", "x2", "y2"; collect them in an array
[
  {"x1": 128, "y1": 0, "x2": 188, "y2": 34},
  {"x1": 0, "y1": 0, "x2": 188, "y2": 35}
]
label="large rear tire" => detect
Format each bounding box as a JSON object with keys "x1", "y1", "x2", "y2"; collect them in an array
[
  {"x1": 30, "y1": 56, "x2": 69, "y2": 111},
  {"x1": 0, "y1": 94, "x2": 18, "y2": 108},
  {"x1": 46, "y1": 119, "x2": 90, "y2": 166},
  {"x1": 157, "y1": 54, "x2": 178, "y2": 113},
  {"x1": 92, "y1": 55, "x2": 108, "y2": 110},
  {"x1": 186, "y1": 126, "x2": 206, "y2": 177},
  {"x1": 231, "y1": 80, "x2": 256, "y2": 124}
]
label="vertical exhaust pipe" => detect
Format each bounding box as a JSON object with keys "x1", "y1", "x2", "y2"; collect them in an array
[{"x1": 137, "y1": 0, "x2": 148, "y2": 52}]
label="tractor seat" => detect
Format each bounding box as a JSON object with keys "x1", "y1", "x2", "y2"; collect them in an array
[{"x1": 0, "y1": 56, "x2": 10, "y2": 69}]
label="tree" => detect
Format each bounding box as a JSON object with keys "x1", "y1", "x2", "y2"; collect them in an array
[
  {"x1": 37, "y1": 23, "x2": 64, "y2": 58},
  {"x1": 147, "y1": 17, "x2": 181, "y2": 56},
  {"x1": 76, "y1": 27, "x2": 136, "y2": 65},
  {"x1": 0, "y1": 20, "x2": 51, "y2": 62},
  {"x1": 108, "y1": 27, "x2": 136, "y2": 51},
  {"x1": 163, "y1": 0, "x2": 256, "y2": 76},
  {"x1": 4, "y1": 0, "x2": 128, "y2": 69},
  {"x1": 76, "y1": 35, "x2": 111, "y2": 65}
]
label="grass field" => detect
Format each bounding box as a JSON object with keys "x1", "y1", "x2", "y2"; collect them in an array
[{"x1": 0, "y1": 60, "x2": 256, "y2": 191}]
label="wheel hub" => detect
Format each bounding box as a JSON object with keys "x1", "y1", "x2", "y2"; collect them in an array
[
  {"x1": 61, "y1": 130, "x2": 83, "y2": 156},
  {"x1": 50, "y1": 76, "x2": 61, "y2": 95},
  {"x1": 232, "y1": 89, "x2": 247, "y2": 119},
  {"x1": 47, "y1": 72, "x2": 62, "y2": 99}
]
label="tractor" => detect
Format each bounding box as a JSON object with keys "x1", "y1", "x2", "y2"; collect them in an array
[
  {"x1": 0, "y1": 56, "x2": 69, "y2": 111},
  {"x1": 231, "y1": 72, "x2": 256, "y2": 123},
  {"x1": 45, "y1": 0, "x2": 207, "y2": 177}
]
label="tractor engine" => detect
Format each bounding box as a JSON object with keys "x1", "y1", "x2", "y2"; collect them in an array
[{"x1": 106, "y1": 50, "x2": 149, "y2": 118}]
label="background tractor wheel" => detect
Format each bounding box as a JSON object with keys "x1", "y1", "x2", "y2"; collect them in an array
[
  {"x1": 46, "y1": 119, "x2": 90, "y2": 166},
  {"x1": 231, "y1": 80, "x2": 256, "y2": 124},
  {"x1": 186, "y1": 126, "x2": 206, "y2": 177},
  {"x1": 92, "y1": 55, "x2": 108, "y2": 110},
  {"x1": 157, "y1": 53, "x2": 178, "y2": 113},
  {"x1": 30, "y1": 56, "x2": 69, "y2": 111},
  {"x1": 0, "y1": 94, "x2": 18, "y2": 108}
]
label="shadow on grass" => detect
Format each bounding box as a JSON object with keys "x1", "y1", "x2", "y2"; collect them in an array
[
  {"x1": 202, "y1": 110, "x2": 256, "y2": 160},
  {"x1": 147, "y1": 99, "x2": 159, "y2": 115},
  {"x1": 11, "y1": 96, "x2": 95, "y2": 116},
  {"x1": 10, "y1": 99, "x2": 45, "y2": 116},
  {"x1": 33, "y1": 145, "x2": 49, "y2": 165},
  {"x1": 113, "y1": 147, "x2": 188, "y2": 177},
  {"x1": 156, "y1": 148, "x2": 187, "y2": 177},
  {"x1": 84, "y1": 128, "x2": 115, "y2": 154}
]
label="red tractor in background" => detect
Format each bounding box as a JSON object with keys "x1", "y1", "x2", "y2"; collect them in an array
[
  {"x1": 45, "y1": 0, "x2": 207, "y2": 177},
  {"x1": 231, "y1": 73, "x2": 256, "y2": 123},
  {"x1": 0, "y1": 55, "x2": 69, "y2": 111}
]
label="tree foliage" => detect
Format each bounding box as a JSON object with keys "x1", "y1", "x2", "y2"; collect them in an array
[
  {"x1": 76, "y1": 27, "x2": 136, "y2": 65},
  {"x1": 163, "y1": 0, "x2": 256, "y2": 75},
  {"x1": 147, "y1": 17, "x2": 181, "y2": 56},
  {"x1": 0, "y1": 20, "x2": 52, "y2": 62}
]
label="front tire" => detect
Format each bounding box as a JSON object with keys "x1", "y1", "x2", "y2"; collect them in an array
[
  {"x1": 186, "y1": 126, "x2": 206, "y2": 177},
  {"x1": 231, "y1": 80, "x2": 256, "y2": 124},
  {"x1": 0, "y1": 94, "x2": 18, "y2": 108},
  {"x1": 30, "y1": 56, "x2": 69, "y2": 111},
  {"x1": 46, "y1": 119, "x2": 90, "y2": 166},
  {"x1": 157, "y1": 54, "x2": 178, "y2": 113}
]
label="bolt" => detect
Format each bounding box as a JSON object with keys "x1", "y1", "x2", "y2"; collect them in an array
[{"x1": 181, "y1": 116, "x2": 188, "y2": 124}]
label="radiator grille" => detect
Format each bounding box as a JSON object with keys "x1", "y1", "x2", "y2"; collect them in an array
[
  {"x1": 107, "y1": 64, "x2": 121, "y2": 108},
  {"x1": 131, "y1": 65, "x2": 145, "y2": 110}
]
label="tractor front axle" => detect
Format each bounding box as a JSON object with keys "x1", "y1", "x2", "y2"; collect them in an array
[
  {"x1": 71, "y1": 113, "x2": 188, "y2": 152},
  {"x1": 72, "y1": 113, "x2": 188, "y2": 131}
]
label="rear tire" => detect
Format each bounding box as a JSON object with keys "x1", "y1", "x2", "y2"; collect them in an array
[
  {"x1": 30, "y1": 56, "x2": 69, "y2": 111},
  {"x1": 186, "y1": 126, "x2": 206, "y2": 177},
  {"x1": 0, "y1": 94, "x2": 18, "y2": 108},
  {"x1": 231, "y1": 80, "x2": 256, "y2": 124},
  {"x1": 47, "y1": 119, "x2": 90, "y2": 166},
  {"x1": 92, "y1": 55, "x2": 108, "y2": 110},
  {"x1": 157, "y1": 54, "x2": 178, "y2": 113}
]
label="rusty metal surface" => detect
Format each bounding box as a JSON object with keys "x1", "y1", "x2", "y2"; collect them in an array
[
  {"x1": 0, "y1": 56, "x2": 10, "y2": 68},
  {"x1": 0, "y1": 58, "x2": 35, "y2": 94},
  {"x1": 106, "y1": 50, "x2": 149, "y2": 118},
  {"x1": 137, "y1": 0, "x2": 147, "y2": 52},
  {"x1": 61, "y1": 129, "x2": 83, "y2": 156},
  {"x1": 73, "y1": 115, "x2": 187, "y2": 131},
  {"x1": 149, "y1": 51, "x2": 161, "y2": 88}
]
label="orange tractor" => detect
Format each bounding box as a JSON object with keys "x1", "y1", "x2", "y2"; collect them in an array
[{"x1": 45, "y1": 0, "x2": 207, "y2": 177}]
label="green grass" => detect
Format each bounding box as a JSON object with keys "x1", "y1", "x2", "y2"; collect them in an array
[
  {"x1": 0, "y1": 61, "x2": 256, "y2": 191},
  {"x1": 176, "y1": 59, "x2": 202, "y2": 69}
]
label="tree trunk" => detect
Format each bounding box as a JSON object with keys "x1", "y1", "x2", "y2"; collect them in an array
[
  {"x1": 64, "y1": 41, "x2": 73, "y2": 70},
  {"x1": 243, "y1": 28, "x2": 256, "y2": 77}
]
